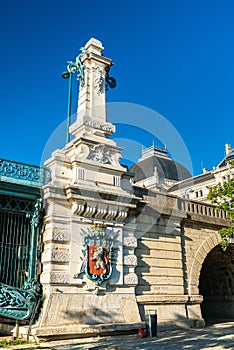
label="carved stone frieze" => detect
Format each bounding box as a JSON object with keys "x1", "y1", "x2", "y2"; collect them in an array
[
  {"x1": 88, "y1": 144, "x2": 121, "y2": 167},
  {"x1": 124, "y1": 273, "x2": 138, "y2": 285},
  {"x1": 93, "y1": 66, "x2": 106, "y2": 95},
  {"x1": 105, "y1": 208, "x2": 118, "y2": 220},
  {"x1": 84, "y1": 205, "x2": 96, "y2": 217},
  {"x1": 116, "y1": 211, "x2": 128, "y2": 221},
  {"x1": 73, "y1": 144, "x2": 90, "y2": 160},
  {"x1": 52, "y1": 229, "x2": 71, "y2": 242},
  {"x1": 95, "y1": 206, "x2": 108, "y2": 219},
  {"x1": 42, "y1": 250, "x2": 69, "y2": 264},
  {"x1": 83, "y1": 118, "x2": 115, "y2": 135},
  {"x1": 51, "y1": 251, "x2": 70, "y2": 263},
  {"x1": 124, "y1": 255, "x2": 137, "y2": 266},
  {"x1": 50, "y1": 273, "x2": 70, "y2": 284},
  {"x1": 123, "y1": 236, "x2": 137, "y2": 248},
  {"x1": 70, "y1": 201, "x2": 129, "y2": 223},
  {"x1": 72, "y1": 202, "x2": 85, "y2": 215}
]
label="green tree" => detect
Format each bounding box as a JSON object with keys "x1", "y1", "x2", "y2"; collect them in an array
[{"x1": 208, "y1": 176, "x2": 234, "y2": 251}]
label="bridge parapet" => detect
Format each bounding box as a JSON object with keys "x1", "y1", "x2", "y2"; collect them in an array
[
  {"x1": 140, "y1": 189, "x2": 229, "y2": 226},
  {"x1": 0, "y1": 158, "x2": 50, "y2": 188},
  {"x1": 177, "y1": 198, "x2": 227, "y2": 219}
]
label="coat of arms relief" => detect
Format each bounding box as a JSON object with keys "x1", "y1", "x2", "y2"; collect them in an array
[{"x1": 74, "y1": 224, "x2": 119, "y2": 285}]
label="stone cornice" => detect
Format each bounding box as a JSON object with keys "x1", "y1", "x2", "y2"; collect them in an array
[
  {"x1": 65, "y1": 184, "x2": 140, "y2": 207},
  {"x1": 81, "y1": 51, "x2": 113, "y2": 66}
]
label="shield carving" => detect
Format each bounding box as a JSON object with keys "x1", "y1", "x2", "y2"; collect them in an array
[
  {"x1": 86, "y1": 246, "x2": 112, "y2": 284},
  {"x1": 74, "y1": 224, "x2": 118, "y2": 285}
]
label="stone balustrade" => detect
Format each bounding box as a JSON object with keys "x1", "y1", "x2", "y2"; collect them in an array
[
  {"x1": 177, "y1": 198, "x2": 227, "y2": 219},
  {"x1": 141, "y1": 189, "x2": 228, "y2": 224}
]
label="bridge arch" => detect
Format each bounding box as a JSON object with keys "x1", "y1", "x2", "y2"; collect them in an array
[
  {"x1": 188, "y1": 233, "x2": 222, "y2": 295},
  {"x1": 189, "y1": 233, "x2": 234, "y2": 323}
]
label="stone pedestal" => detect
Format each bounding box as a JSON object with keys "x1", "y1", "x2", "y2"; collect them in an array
[{"x1": 24, "y1": 38, "x2": 141, "y2": 338}]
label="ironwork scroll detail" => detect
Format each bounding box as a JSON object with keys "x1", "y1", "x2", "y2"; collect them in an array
[
  {"x1": 67, "y1": 47, "x2": 87, "y2": 87},
  {"x1": 0, "y1": 279, "x2": 41, "y2": 320},
  {"x1": 0, "y1": 158, "x2": 50, "y2": 185},
  {"x1": 27, "y1": 198, "x2": 43, "y2": 228}
]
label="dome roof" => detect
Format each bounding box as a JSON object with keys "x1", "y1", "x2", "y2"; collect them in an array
[{"x1": 130, "y1": 146, "x2": 191, "y2": 183}]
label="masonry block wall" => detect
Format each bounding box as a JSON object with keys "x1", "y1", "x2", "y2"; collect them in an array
[{"x1": 134, "y1": 189, "x2": 229, "y2": 328}]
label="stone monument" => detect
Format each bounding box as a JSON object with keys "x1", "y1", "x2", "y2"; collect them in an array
[{"x1": 28, "y1": 38, "x2": 142, "y2": 337}]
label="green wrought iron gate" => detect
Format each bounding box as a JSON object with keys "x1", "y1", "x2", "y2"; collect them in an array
[
  {"x1": 0, "y1": 209, "x2": 31, "y2": 288},
  {"x1": 0, "y1": 195, "x2": 43, "y2": 321},
  {"x1": 0, "y1": 158, "x2": 50, "y2": 321}
]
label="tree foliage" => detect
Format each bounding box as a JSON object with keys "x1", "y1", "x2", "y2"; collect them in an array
[{"x1": 208, "y1": 173, "x2": 234, "y2": 251}]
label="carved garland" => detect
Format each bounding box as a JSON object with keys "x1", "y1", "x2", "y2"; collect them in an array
[{"x1": 93, "y1": 67, "x2": 106, "y2": 95}]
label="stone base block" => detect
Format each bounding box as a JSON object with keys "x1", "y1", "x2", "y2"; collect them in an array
[
  {"x1": 137, "y1": 294, "x2": 205, "y2": 330},
  {"x1": 19, "y1": 322, "x2": 145, "y2": 340},
  {"x1": 157, "y1": 318, "x2": 205, "y2": 331},
  {"x1": 38, "y1": 293, "x2": 141, "y2": 328}
]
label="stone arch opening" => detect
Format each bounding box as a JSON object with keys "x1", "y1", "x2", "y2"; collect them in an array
[{"x1": 199, "y1": 244, "x2": 234, "y2": 323}]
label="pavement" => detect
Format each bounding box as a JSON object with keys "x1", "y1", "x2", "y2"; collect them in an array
[{"x1": 1, "y1": 322, "x2": 234, "y2": 350}]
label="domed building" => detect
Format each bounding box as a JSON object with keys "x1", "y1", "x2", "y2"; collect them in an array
[{"x1": 130, "y1": 145, "x2": 191, "y2": 191}]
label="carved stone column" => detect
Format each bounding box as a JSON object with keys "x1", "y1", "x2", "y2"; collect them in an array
[
  {"x1": 70, "y1": 37, "x2": 115, "y2": 139},
  {"x1": 33, "y1": 38, "x2": 143, "y2": 338}
]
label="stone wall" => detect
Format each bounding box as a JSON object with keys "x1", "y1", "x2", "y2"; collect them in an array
[{"x1": 134, "y1": 188, "x2": 230, "y2": 328}]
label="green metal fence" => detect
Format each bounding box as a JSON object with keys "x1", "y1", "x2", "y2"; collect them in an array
[
  {"x1": 0, "y1": 195, "x2": 43, "y2": 320},
  {"x1": 0, "y1": 158, "x2": 49, "y2": 321},
  {"x1": 0, "y1": 210, "x2": 31, "y2": 288}
]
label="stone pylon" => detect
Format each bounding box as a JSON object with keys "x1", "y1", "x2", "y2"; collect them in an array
[{"x1": 27, "y1": 38, "x2": 142, "y2": 338}]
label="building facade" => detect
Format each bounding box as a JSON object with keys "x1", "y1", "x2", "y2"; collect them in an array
[
  {"x1": 0, "y1": 38, "x2": 233, "y2": 338},
  {"x1": 168, "y1": 144, "x2": 234, "y2": 201}
]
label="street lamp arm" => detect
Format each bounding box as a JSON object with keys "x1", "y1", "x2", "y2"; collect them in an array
[{"x1": 66, "y1": 47, "x2": 87, "y2": 87}]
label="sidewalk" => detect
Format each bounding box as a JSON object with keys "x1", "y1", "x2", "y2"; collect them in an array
[{"x1": 1, "y1": 322, "x2": 234, "y2": 350}]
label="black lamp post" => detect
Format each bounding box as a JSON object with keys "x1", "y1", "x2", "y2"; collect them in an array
[
  {"x1": 62, "y1": 70, "x2": 72, "y2": 144},
  {"x1": 62, "y1": 47, "x2": 86, "y2": 144}
]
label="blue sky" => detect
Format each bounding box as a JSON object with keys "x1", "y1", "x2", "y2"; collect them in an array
[{"x1": 1, "y1": 0, "x2": 233, "y2": 175}]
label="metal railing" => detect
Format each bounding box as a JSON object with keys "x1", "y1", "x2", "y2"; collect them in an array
[
  {"x1": 0, "y1": 158, "x2": 50, "y2": 187},
  {"x1": 0, "y1": 210, "x2": 31, "y2": 288}
]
